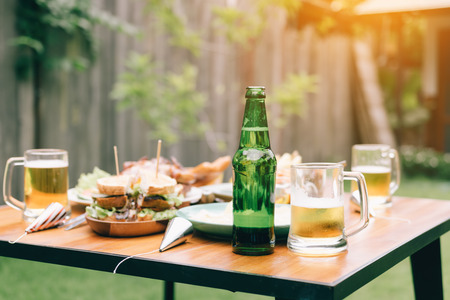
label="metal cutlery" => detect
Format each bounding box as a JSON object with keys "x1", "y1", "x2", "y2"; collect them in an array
[{"x1": 59, "y1": 213, "x2": 87, "y2": 230}]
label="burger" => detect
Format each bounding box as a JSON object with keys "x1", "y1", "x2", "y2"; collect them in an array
[
  {"x1": 86, "y1": 175, "x2": 131, "y2": 221},
  {"x1": 136, "y1": 173, "x2": 182, "y2": 221},
  {"x1": 86, "y1": 173, "x2": 183, "y2": 222}
]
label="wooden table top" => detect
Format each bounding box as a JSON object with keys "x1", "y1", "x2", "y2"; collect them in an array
[{"x1": 0, "y1": 196, "x2": 449, "y2": 299}]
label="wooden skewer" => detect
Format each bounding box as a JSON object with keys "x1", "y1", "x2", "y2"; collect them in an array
[
  {"x1": 155, "y1": 140, "x2": 162, "y2": 178},
  {"x1": 114, "y1": 145, "x2": 119, "y2": 176}
]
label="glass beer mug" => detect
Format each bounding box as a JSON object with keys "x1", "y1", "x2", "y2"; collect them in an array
[
  {"x1": 288, "y1": 163, "x2": 369, "y2": 256},
  {"x1": 3, "y1": 149, "x2": 70, "y2": 222},
  {"x1": 351, "y1": 144, "x2": 400, "y2": 209}
]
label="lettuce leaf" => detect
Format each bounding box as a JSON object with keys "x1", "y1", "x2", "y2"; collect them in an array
[
  {"x1": 138, "y1": 208, "x2": 177, "y2": 220},
  {"x1": 166, "y1": 194, "x2": 183, "y2": 207},
  {"x1": 75, "y1": 167, "x2": 110, "y2": 193},
  {"x1": 86, "y1": 204, "x2": 115, "y2": 219}
]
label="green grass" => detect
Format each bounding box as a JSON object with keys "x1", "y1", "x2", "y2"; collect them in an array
[
  {"x1": 0, "y1": 177, "x2": 449, "y2": 300},
  {"x1": 394, "y1": 175, "x2": 450, "y2": 200}
]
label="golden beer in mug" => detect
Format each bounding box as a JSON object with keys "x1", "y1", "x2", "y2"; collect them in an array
[
  {"x1": 288, "y1": 163, "x2": 369, "y2": 256},
  {"x1": 351, "y1": 166, "x2": 391, "y2": 207},
  {"x1": 290, "y1": 201, "x2": 344, "y2": 239},
  {"x1": 24, "y1": 160, "x2": 69, "y2": 211},
  {"x1": 3, "y1": 149, "x2": 70, "y2": 222},
  {"x1": 351, "y1": 145, "x2": 400, "y2": 208}
]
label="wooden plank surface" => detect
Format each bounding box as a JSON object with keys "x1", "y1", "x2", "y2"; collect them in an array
[{"x1": 0, "y1": 196, "x2": 449, "y2": 299}]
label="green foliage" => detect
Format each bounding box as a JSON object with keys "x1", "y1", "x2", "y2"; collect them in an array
[
  {"x1": 314, "y1": 0, "x2": 367, "y2": 34},
  {"x1": 380, "y1": 68, "x2": 430, "y2": 128},
  {"x1": 10, "y1": 36, "x2": 44, "y2": 54},
  {"x1": 402, "y1": 16, "x2": 425, "y2": 67},
  {"x1": 111, "y1": 52, "x2": 207, "y2": 144},
  {"x1": 400, "y1": 146, "x2": 450, "y2": 180},
  {"x1": 13, "y1": 0, "x2": 138, "y2": 78},
  {"x1": 212, "y1": 0, "x2": 302, "y2": 47},
  {"x1": 211, "y1": 0, "x2": 367, "y2": 44},
  {"x1": 266, "y1": 73, "x2": 318, "y2": 128},
  {"x1": 145, "y1": 0, "x2": 201, "y2": 56},
  {"x1": 212, "y1": 6, "x2": 265, "y2": 46},
  {"x1": 212, "y1": 1, "x2": 319, "y2": 126},
  {"x1": 109, "y1": 0, "x2": 205, "y2": 145},
  {"x1": 378, "y1": 16, "x2": 427, "y2": 130}
]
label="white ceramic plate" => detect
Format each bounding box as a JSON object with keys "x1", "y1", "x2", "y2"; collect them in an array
[
  {"x1": 198, "y1": 183, "x2": 289, "y2": 201},
  {"x1": 198, "y1": 183, "x2": 233, "y2": 200},
  {"x1": 68, "y1": 188, "x2": 92, "y2": 205},
  {"x1": 183, "y1": 187, "x2": 203, "y2": 204},
  {"x1": 176, "y1": 203, "x2": 290, "y2": 239}
]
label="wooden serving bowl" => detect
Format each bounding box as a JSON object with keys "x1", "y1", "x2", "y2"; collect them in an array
[{"x1": 86, "y1": 216, "x2": 168, "y2": 237}]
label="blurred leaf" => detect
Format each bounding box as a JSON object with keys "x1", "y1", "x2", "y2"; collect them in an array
[
  {"x1": 381, "y1": 68, "x2": 430, "y2": 128},
  {"x1": 145, "y1": 0, "x2": 200, "y2": 56},
  {"x1": 9, "y1": 36, "x2": 44, "y2": 54},
  {"x1": 266, "y1": 73, "x2": 318, "y2": 128},
  {"x1": 211, "y1": 0, "x2": 304, "y2": 47},
  {"x1": 14, "y1": 0, "x2": 139, "y2": 78},
  {"x1": 111, "y1": 52, "x2": 207, "y2": 143},
  {"x1": 212, "y1": 6, "x2": 264, "y2": 47}
]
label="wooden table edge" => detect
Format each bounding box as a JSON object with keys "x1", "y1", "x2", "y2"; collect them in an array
[{"x1": 0, "y1": 240, "x2": 336, "y2": 299}]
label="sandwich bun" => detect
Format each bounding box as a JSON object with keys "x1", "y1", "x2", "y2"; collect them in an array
[
  {"x1": 140, "y1": 173, "x2": 177, "y2": 195},
  {"x1": 97, "y1": 175, "x2": 130, "y2": 195}
]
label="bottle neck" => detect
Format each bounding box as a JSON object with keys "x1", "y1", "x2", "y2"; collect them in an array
[{"x1": 239, "y1": 98, "x2": 271, "y2": 148}]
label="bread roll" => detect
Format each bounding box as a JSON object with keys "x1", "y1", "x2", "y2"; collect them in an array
[
  {"x1": 97, "y1": 175, "x2": 130, "y2": 195},
  {"x1": 140, "y1": 173, "x2": 176, "y2": 195}
]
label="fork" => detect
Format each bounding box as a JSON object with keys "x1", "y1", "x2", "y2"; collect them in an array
[{"x1": 59, "y1": 213, "x2": 87, "y2": 230}]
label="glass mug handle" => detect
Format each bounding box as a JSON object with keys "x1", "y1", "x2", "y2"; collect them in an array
[
  {"x1": 389, "y1": 149, "x2": 401, "y2": 194},
  {"x1": 3, "y1": 157, "x2": 26, "y2": 211},
  {"x1": 343, "y1": 171, "x2": 369, "y2": 236}
]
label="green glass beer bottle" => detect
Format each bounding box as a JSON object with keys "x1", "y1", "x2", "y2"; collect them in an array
[{"x1": 232, "y1": 86, "x2": 277, "y2": 255}]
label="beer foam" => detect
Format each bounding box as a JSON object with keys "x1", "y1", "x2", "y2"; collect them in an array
[
  {"x1": 25, "y1": 159, "x2": 68, "y2": 168},
  {"x1": 291, "y1": 194, "x2": 343, "y2": 209},
  {"x1": 352, "y1": 165, "x2": 390, "y2": 173}
]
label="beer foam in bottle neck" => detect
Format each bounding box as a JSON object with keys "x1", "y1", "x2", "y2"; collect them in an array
[{"x1": 25, "y1": 160, "x2": 68, "y2": 168}]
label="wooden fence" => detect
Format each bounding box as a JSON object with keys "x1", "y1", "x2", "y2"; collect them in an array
[{"x1": 0, "y1": 0, "x2": 394, "y2": 203}]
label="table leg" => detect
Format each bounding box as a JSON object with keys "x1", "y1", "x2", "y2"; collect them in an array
[
  {"x1": 164, "y1": 281, "x2": 174, "y2": 300},
  {"x1": 410, "y1": 238, "x2": 443, "y2": 300}
]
